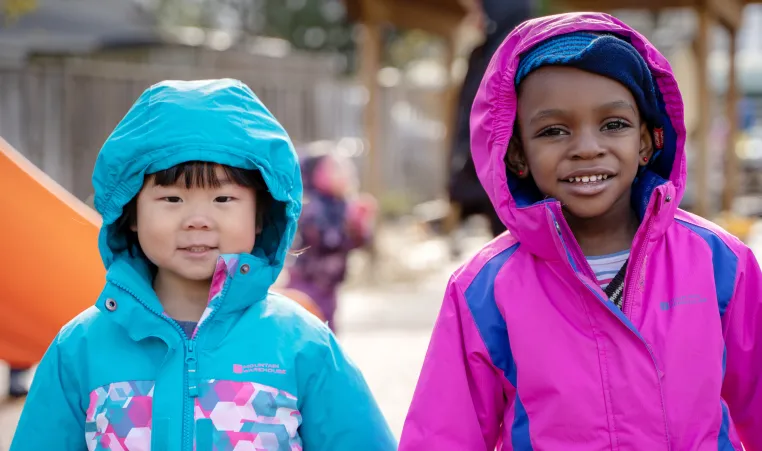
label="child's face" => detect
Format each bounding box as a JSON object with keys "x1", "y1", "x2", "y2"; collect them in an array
[
  {"x1": 131, "y1": 166, "x2": 258, "y2": 282},
  {"x1": 313, "y1": 156, "x2": 352, "y2": 197},
  {"x1": 511, "y1": 66, "x2": 653, "y2": 220}
]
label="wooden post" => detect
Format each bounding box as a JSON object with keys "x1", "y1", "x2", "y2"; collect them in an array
[
  {"x1": 442, "y1": 35, "x2": 461, "y2": 235},
  {"x1": 359, "y1": 21, "x2": 382, "y2": 199},
  {"x1": 695, "y1": 5, "x2": 711, "y2": 218},
  {"x1": 358, "y1": 20, "x2": 383, "y2": 277},
  {"x1": 722, "y1": 28, "x2": 738, "y2": 213},
  {"x1": 442, "y1": 36, "x2": 458, "y2": 181}
]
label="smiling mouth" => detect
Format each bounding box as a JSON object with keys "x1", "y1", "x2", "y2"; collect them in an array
[
  {"x1": 181, "y1": 246, "x2": 217, "y2": 253},
  {"x1": 562, "y1": 174, "x2": 613, "y2": 184}
]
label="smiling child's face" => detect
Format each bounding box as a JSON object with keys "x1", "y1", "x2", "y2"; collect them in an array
[
  {"x1": 510, "y1": 66, "x2": 653, "y2": 220},
  {"x1": 132, "y1": 165, "x2": 258, "y2": 283}
]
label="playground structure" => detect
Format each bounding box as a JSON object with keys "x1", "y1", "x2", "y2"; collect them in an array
[{"x1": 0, "y1": 137, "x2": 104, "y2": 368}]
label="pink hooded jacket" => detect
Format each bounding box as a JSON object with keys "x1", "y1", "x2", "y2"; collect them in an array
[{"x1": 400, "y1": 13, "x2": 762, "y2": 451}]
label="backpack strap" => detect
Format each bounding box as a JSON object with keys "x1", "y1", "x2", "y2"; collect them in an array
[{"x1": 604, "y1": 259, "x2": 628, "y2": 309}]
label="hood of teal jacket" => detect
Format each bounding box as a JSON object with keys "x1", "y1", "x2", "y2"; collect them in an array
[{"x1": 92, "y1": 78, "x2": 302, "y2": 309}]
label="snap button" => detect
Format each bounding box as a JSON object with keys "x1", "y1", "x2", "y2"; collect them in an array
[
  {"x1": 665, "y1": 195, "x2": 672, "y2": 202},
  {"x1": 240, "y1": 264, "x2": 250, "y2": 274},
  {"x1": 105, "y1": 298, "x2": 118, "y2": 312}
]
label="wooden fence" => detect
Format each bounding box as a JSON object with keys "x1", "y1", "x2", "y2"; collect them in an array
[{"x1": 0, "y1": 51, "x2": 448, "y2": 206}]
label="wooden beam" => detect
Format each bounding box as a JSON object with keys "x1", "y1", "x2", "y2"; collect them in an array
[
  {"x1": 563, "y1": 0, "x2": 743, "y2": 29},
  {"x1": 722, "y1": 30, "x2": 739, "y2": 212},
  {"x1": 359, "y1": 21, "x2": 383, "y2": 198},
  {"x1": 344, "y1": 0, "x2": 466, "y2": 36},
  {"x1": 695, "y1": 4, "x2": 712, "y2": 217},
  {"x1": 564, "y1": 0, "x2": 692, "y2": 9},
  {"x1": 705, "y1": 0, "x2": 743, "y2": 30},
  {"x1": 381, "y1": 0, "x2": 465, "y2": 36}
]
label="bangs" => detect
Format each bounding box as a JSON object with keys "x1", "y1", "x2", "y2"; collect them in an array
[{"x1": 150, "y1": 161, "x2": 266, "y2": 190}]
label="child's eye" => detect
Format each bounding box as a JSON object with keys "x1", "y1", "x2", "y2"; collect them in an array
[
  {"x1": 214, "y1": 196, "x2": 235, "y2": 203},
  {"x1": 602, "y1": 120, "x2": 631, "y2": 131},
  {"x1": 537, "y1": 127, "x2": 568, "y2": 137},
  {"x1": 162, "y1": 196, "x2": 182, "y2": 203}
]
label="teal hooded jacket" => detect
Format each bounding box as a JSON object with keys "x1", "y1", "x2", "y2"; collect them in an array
[{"x1": 10, "y1": 79, "x2": 396, "y2": 451}]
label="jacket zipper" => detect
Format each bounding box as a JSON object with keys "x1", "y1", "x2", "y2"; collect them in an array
[
  {"x1": 182, "y1": 275, "x2": 232, "y2": 450},
  {"x1": 181, "y1": 299, "x2": 227, "y2": 450},
  {"x1": 110, "y1": 275, "x2": 232, "y2": 451},
  {"x1": 550, "y1": 201, "x2": 672, "y2": 449},
  {"x1": 183, "y1": 339, "x2": 197, "y2": 450},
  {"x1": 622, "y1": 190, "x2": 661, "y2": 318},
  {"x1": 619, "y1": 190, "x2": 672, "y2": 449}
]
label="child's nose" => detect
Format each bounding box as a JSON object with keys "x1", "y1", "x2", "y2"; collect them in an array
[
  {"x1": 569, "y1": 130, "x2": 606, "y2": 160},
  {"x1": 182, "y1": 212, "x2": 214, "y2": 229}
]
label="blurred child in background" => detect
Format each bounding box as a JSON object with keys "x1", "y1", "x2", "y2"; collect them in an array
[{"x1": 287, "y1": 143, "x2": 377, "y2": 332}]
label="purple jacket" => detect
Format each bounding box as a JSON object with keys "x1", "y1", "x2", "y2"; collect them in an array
[{"x1": 400, "y1": 13, "x2": 762, "y2": 451}]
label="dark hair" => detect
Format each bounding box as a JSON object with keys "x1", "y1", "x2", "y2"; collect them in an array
[{"x1": 115, "y1": 161, "x2": 270, "y2": 257}]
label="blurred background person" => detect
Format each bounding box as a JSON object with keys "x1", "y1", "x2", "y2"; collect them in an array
[
  {"x1": 287, "y1": 142, "x2": 378, "y2": 332},
  {"x1": 447, "y1": 0, "x2": 535, "y2": 256}
]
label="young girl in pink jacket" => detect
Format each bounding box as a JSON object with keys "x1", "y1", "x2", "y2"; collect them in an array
[{"x1": 400, "y1": 12, "x2": 762, "y2": 451}]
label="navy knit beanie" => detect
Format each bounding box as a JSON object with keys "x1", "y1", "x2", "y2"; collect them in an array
[{"x1": 515, "y1": 32, "x2": 662, "y2": 132}]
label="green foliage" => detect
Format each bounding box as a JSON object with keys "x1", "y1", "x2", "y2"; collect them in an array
[
  {"x1": 2, "y1": 0, "x2": 38, "y2": 24},
  {"x1": 262, "y1": 0, "x2": 353, "y2": 52},
  {"x1": 150, "y1": 0, "x2": 355, "y2": 52}
]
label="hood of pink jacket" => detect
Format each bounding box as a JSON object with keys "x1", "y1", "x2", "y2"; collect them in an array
[{"x1": 470, "y1": 12, "x2": 687, "y2": 258}]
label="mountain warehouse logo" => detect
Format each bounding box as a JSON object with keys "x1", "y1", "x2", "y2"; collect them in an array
[
  {"x1": 233, "y1": 363, "x2": 286, "y2": 375},
  {"x1": 660, "y1": 294, "x2": 707, "y2": 311}
]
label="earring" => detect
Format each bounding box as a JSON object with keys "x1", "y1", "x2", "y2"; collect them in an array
[
  {"x1": 643, "y1": 156, "x2": 649, "y2": 163},
  {"x1": 518, "y1": 170, "x2": 524, "y2": 176}
]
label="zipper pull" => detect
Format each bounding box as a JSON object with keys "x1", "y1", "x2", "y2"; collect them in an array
[{"x1": 186, "y1": 340, "x2": 199, "y2": 398}]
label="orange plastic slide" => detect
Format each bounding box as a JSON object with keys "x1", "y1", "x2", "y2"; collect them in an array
[
  {"x1": 0, "y1": 138, "x2": 104, "y2": 368},
  {"x1": 0, "y1": 138, "x2": 323, "y2": 368}
]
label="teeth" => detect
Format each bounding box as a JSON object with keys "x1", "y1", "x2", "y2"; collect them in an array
[
  {"x1": 187, "y1": 246, "x2": 210, "y2": 252},
  {"x1": 568, "y1": 174, "x2": 609, "y2": 183}
]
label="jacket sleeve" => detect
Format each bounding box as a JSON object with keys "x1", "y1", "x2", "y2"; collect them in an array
[
  {"x1": 399, "y1": 277, "x2": 509, "y2": 450},
  {"x1": 298, "y1": 333, "x2": 397, "y2": 450},
  {"x1": 722, "y1": 246, "x2": 762, "y2": 451},
  {"x1": 10, "y1": 335, "x2": 86, "y2": 451}
]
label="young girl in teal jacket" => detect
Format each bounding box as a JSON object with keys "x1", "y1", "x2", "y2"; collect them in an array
[{"x1": 10, "y1": 79, "x2": 396, "y2": 451}]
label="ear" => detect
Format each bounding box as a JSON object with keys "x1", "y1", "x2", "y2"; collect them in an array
[
  {"x1": 639, "y1": 123, "x2": 655, "y2": 167},
  {"x1": 505, "y1": 134, "x2": 529, "y2": 178},
  {"x1": 130, "y1": 223, "x2": 138, "y2": 232}
]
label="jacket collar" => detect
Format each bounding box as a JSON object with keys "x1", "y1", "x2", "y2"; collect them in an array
[
  {"x1": 515, "y1": 181, "x2": 677, "y2": 263},
  {"x1": 96, "y1": 253, "x2": 271, "y2": 344}
]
